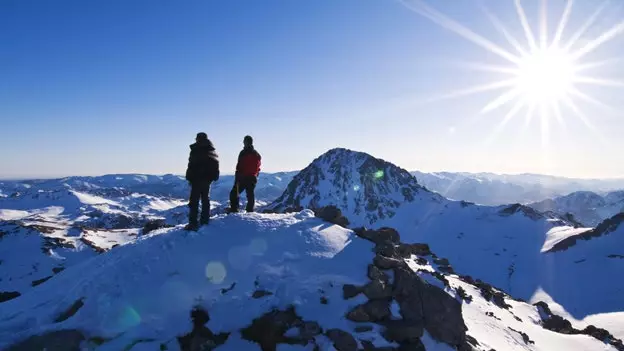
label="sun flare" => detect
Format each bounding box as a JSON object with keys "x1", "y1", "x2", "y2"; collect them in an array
[
  {"x1": 399, "y1": 0, "x2": 624, "y2": 145},
  {"x1": 515, "y1": 48, "x2": 576, "y2": 104}
]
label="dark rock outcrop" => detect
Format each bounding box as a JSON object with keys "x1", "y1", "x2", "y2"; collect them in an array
[
  {"x1": 54, "y1": 298, "x2": 85, "y2": 323},
  {"x1": 547, "y1": 213, "x2": 624, "y2": 253},
  {"x1": 178, "y1": 307, "x2": 230, "y2": 351},
  {"x1": 535, "y1": 301, "x2": 624, "y2": 351},
  {"x1": 314, "y1": 206, "x2": 350, "y2": 227},
  {"x1": 142, "y1": 219, "x2": 172, "y2": 234},
  {"x1": 5, "y1": 330, "x2": 85, "y2": 351},
  {"x1": 0, "y1": 291, "x2": 21, "y2": 303},
  {"x1": 240, "y1": 306, "x2": 318, "y2": 350},
  {"x1": 325, "y1": 329, "x2": 358, "y2": 351}
]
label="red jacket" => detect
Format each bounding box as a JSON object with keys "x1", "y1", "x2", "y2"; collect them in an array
[{"x1": 236, "y1": 147, "x2": 261, "y2": 177}]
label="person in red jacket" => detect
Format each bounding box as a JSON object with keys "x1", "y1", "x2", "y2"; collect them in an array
[{"x1": 228, "y1": 135, "x2": 261, "y2": 213}]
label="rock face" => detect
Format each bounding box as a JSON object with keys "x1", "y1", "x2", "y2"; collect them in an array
[
  {"x1": 240, "y1": 306, "x2": 319, "y2": 350},
  {"x1": 341, "y1": 224, "x2": 469, "y2": 350},
  {"x1": 535, "y1": 301, "x2": 624, "y2": 351},
  {"x1": 547, "y1": 213, "x2": 624, "y2": 252},
  {"x1": 178, "y1": 307, "x2": 230, "y2": 351},
  {"x1": 5, "y1": 330, "x2": 85, "y2": 351},
  {"x1": 268, "y1": 148, "x2": 425, "y2": 225},
  {"x1": 314, "y1": 205, "x2": 350, "y2": 227}
]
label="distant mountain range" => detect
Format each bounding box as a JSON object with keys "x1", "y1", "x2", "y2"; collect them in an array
[
  {"x1": 1, "y1": 148, "x2": 624, "y2": 349},
  {"x1": 411, "y1": 171, "x2": 624, "y2": 206}
]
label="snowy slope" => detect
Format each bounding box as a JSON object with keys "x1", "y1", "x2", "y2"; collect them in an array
[
  {"x1": 0, "y1": 172, "x2": 296, "y2": 206},
  {"x1": 1, "y1": 212, "x2": 619, "y2": 350},
  {"x1": 269, "y1": 148, "x2": 624, "y2": 338},
  {"x1": 412, "y1": 171, "x2": 624, "y2": 206},
  {"x1": 529, "y1": 191, "x2": 624, "y2": 227}
]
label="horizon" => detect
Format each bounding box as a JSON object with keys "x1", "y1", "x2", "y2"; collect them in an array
[{"x1": 2, "y1": 0, "x2": 624, "y2": 179}]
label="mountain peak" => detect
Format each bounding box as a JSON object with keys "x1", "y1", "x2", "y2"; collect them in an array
[{"x1": 268, "y1": 148, "x2": 424, "y2": 225}]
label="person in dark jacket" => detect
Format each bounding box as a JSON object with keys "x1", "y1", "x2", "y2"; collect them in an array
[
  {"x1": 227, "y1": 135, "x2": 261, "y2": 213},
  {"x1": 185, "y1": 132, "x2": 219, "y2": 230}
]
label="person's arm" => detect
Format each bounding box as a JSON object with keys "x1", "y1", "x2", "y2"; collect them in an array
[
  {"x1": 235, "y1": 150, "x2": 244, "y2": 177},
  {"x1": 185, "y1": 150, "x2": 194, "y2": 181}
]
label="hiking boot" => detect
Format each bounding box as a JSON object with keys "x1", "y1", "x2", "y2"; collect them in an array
[
  {"x1": 184, "y1": 223, "x2": 199, "y2": 231},
  {"x1": 225, "y1": 208, "x2": 238, "y2": 214}
]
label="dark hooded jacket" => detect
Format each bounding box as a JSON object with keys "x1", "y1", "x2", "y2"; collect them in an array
[{"x1": 185, "y1": 139, "x2": 219, "y2": 183}]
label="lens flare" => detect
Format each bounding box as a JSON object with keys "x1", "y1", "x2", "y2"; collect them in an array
[
  {"x1": 205, "y1": 261, "x2": 227, "y2": 284},
  {"x1": 374, "y1": 170, "x2": 384, "y2": 179},
  {"x1": 398, "y1": 0, "x2": 624, "y2": 146}
]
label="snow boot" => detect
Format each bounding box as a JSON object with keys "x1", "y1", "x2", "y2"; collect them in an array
[
  {"x1": 225, "y1": 208, "x2": 238, "y2": 214},
  {"x1": 184, "y1": 223, "x2": 199, "y2": 231}
]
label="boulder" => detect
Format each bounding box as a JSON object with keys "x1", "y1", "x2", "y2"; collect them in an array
[
  {"x1": 355, "y1": 227, "x2": 400, "y2": 245},
  {"x1": 373, "y1": 255, "x2": 406, "y2": 270},
  {"x1": 342, "y1": 284, "x2": 362, "y2": 299},
  {"x1": 325, "y1": 329, "x2": 358, "y2": 351},
  {"x1": 346, "y1": 300, "x2": 391, "y2": 323},
  {"x1": 381, "y1": 320, "x2": 424, "y2": 343},
  {"x1": 314, "y1": 206, "x2": 350, "y2": 227},
  {"x1": 367, "y1": 264, "x2": 390, "y2": 283},
  {"x1": 363, "y1": 280, "x2": 393, "y2": 300},
  {"x1": 5, "y1": 330, "x2": 85, "y2": 351}
]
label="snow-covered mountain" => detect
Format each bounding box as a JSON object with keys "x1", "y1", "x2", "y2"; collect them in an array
[
  {"x1": 268, "y1": 148, "x2": 624, "y2": 339},
  {"x1": 0, "y1": 172, "x2": 296, "y2": 207},
  {"x1": 529, "y1": 191, "x2": 624, "y2": 227},
  {"x1": 412, "y1": 171, "x2": 624, "y2": 206},
  {"x1": 2, "y1": 149, "x2": 624, "y2": 350},
  {"x1": 2, "y1": 212, "x2": 622, "y2": 350}
]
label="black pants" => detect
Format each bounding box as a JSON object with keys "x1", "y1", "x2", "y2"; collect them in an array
[
  {"x1": 189, "y1": 181, "x2": 212, "y2": 225},
  {"x1": 230, "y1": 176, "x2": 257, "y2": 212}
]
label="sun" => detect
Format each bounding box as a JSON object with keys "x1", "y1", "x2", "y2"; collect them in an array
[
  {"x1": 515, "y1": 47, "x2": 577, "y2": 105},
  {"x1": 399, "y1": 0, "x2": 624, "y2": 145}
]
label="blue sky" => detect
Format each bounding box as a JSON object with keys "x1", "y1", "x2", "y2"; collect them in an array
[{"x1": 2, "y1": 0, "x2": 624, "y2": 179}]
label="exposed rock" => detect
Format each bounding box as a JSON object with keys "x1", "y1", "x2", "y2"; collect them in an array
[
  {"x1": 252, "y1": 289, "x2": 273, "y2": 299},
  {"x1": 373, "y1": 255, "x2": 406, "y2": 270},
  {"x1": 298, "y1": 321, "x2": 322, "y2": 339},
  {"x1": 535, "y1": 301, "x2": 624, "y2": 351},
  {"x1": 54, "y1": 298, "x2": 84, "y2": 323},
  {"x1": 320, "y1": 296, "x2": 329, "y2": 305},
  {"x1": 314, "y1": 206, "x2": 350, "y2": 227},
  {"x1": 5, "y1": 329, "x2": 85, "y2": 351},
  {"x1": 325, "y1": 329, "x2": 358, "y2": 351},
  {"x1": 342, "y1": 284, "x2": 362, "y2": 299},
  {"x1": 367, "y1": 264, "x2": 389, "y2": 283},
  {"x1": 455, "y1": 287, "x2": 472, "y2": 303},
  {"x1": 362, "y1": 279, "x2": 393, "y2": 300},
  {"x1": 355, "y1": 227, "x2": 400, "y2": 245},
  {"x1": 220, "y1": 282, "x2": 236, "y2": 294},
  {"x1": 178, "y1": 307, "x2": 230, "y2": 351},
  {"x1": 381, "y1": 320, "x2": 424, "y2": 344},
  {"x1": 346, "y1": 300, "x2": 391, "y2": 323},
  {"x1": 393, "y1": 267, "x2": 467, "y2": 347},
  {"x1": 398, "y1": 243, "x2": 432, "y2": 257},
  {"x1": 547, "y1": 213, "x2": 624, "y2": 252},
  {"x1": 240, "y1": 306, "x2": 312, "y2": 350},
  {"x1": 142, "y1": 219, "x2": 172, "y2": 234},
  {"x1": 31, "y1": 275, "x2": 53, "y2": 287},
  {"x1": 80, "y1": 237, "x2": 106, "y2": 254},
  {"x1": 0, "y1": 291, "x2": 21, "y2": 303},
  {"x1": 507, "y1": 327, "x2": 534, "y2": 345},
  {"x1": 52, "y1": 267, "x2": 65, "y2": 274},
  {"x1": 433, "y1": 257, "x2": 450, "y2": 266},
  {"x1": 354, "y1": 325, "x2": 374, "y2": 333},
  {"x1": 474, "y1": 280, "x2": 511, "y2": 309}
]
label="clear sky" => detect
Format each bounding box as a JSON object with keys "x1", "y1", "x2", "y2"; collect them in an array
[{"x1": 2, "y1": 0, "x2": 624, "y2": 179}]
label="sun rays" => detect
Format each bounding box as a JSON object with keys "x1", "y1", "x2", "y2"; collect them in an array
[{"x1": 399, "y1": 0, "x2": 624, "y2": 145}]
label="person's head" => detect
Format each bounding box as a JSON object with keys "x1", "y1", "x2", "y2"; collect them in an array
[
  {"x1": 243, "y1": 135, "x2": 253, "y2": 147},
  {"x1": 196, "y1": 132, "x2": 208, "y2": 142}
]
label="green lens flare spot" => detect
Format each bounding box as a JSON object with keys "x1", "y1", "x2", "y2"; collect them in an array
[
  {"x1": 205, "y1": 261, "x2": 227, "y2": 284},
  {"x1": 374, "y1": 170, "x2": 384, "y2": 179}
]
